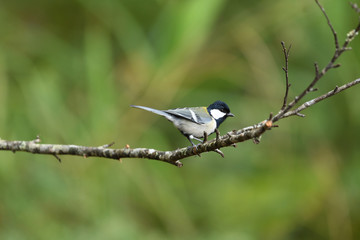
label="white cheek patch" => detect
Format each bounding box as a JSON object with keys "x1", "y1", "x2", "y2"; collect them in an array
[{"x1": 210, "y1": 109, "x2": 226, "y2": 120}]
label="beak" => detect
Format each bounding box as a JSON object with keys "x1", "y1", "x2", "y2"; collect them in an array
[{"x1": 227, "y1": 112, "x2": 235, "y2": 117}]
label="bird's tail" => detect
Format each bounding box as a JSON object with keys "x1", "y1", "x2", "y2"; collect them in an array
[{"x1": 130, "y1": 105, "x2": 173, "y2": 119}]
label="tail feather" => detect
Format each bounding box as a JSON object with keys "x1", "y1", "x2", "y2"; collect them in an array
[{"x1": 130, "y1": 105, "x2": 173, "y2": 119}]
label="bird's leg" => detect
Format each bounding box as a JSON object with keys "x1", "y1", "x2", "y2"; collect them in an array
[
  {"x1": 191, "y1": 136, "x2": 203, "y2": 143},
  {"x1": 187, "y1": 135, "x2": 202, "y2": 157},
  {"x1": 187, "y1": 138, "x2": 195, "y2": 146},
  {"x1": 203, "y1": 132, "x2": 208, "y2": 143},
  {"x1": 215, "y1": 129, "x2": 220, "y2": 143},
  {"x1": 213, "y1": 129, "x2": 224, "y2": 157},
  {"x1": 187, "y1": 135, "x2": 203, "y2": 145}
]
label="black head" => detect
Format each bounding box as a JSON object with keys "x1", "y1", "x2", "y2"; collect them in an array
[{"x1": 207, "y1": 100, "x2": 234, "y2": 127}]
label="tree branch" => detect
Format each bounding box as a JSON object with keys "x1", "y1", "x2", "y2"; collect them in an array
[
  {"x1": 283, "y1": 78, "x2": 360, "y2": 118},
  {"x1": 272, "y1": 0, "x2": 360, "y2": 123},
  {"x1": 1, "y1": 0, "x2": 359, "y2": 167},
  {"x1": 0, "y1": 120, "x2": 272, "y2": 167}
]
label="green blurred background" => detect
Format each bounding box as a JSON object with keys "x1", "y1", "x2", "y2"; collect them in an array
[{"x1": 1, "y1": 0, "x2": 360, "y2": 239}]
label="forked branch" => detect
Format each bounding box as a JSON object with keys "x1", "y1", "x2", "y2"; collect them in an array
[{"x1": 272, "y1": 0, "x2": 360, "y2": 123}]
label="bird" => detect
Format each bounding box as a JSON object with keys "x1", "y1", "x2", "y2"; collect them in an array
[{"x1": 131, "y1": 100, "x2": 234, "y2": 146}]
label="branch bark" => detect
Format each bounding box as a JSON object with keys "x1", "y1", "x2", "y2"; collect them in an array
[
  {"x1": 1, "y1": 0, "x2": 360, "y2": 167},
  {"x1": 0, "y1": 120, "x2": 272, "y2": 167}
]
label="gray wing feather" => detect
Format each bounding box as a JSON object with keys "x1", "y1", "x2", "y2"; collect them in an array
[
  {"x1": 164, "y1": 107, "x2": 212, "y2": 124},
  {"x1": 131, "y1": 105, "x2": 212, "y2": 124}
]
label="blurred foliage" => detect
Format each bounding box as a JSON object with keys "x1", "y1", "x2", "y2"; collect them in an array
[{"x1": 0, "y1": 0, "x2": 360, "y2": 239}]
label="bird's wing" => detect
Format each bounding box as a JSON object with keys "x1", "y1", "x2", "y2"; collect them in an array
[{"x1": 164, "y1": 107, "x2": 212, "y2": 124}]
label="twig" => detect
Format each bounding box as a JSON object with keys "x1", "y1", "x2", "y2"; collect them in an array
[
  {"x1": 53, "y1": 154, "x2": 62, "y2": 163},
  {"x1": 213, "y1": 149, "x2": 224, "y2": 158},
  {"x1": 350, "y1": 2, "x2": 360, "y2": 13},
  {"x1": 315, "y1": 0, "x2": 339, "y2": 49},
  {"x1": 283, "y1": 78, "x2": 360, "y2": 118},
  {"x1": 281, "y1": 41, "x2": 291, "y2": 110},
  {"x1": 99, "y1": 142, "x2": 115, "y2": 148},
  {"x1": 314, "y1": 62, "x2": 320, "y2": 78}
]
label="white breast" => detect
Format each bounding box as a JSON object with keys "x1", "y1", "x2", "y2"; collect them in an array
[{"x1": 172, "y1": 117, "x2": 217, "y2": 138}]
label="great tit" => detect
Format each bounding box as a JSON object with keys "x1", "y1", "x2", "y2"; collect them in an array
[{"x1": 131, "y1": 100, "x2": 234, "y2": 146}]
